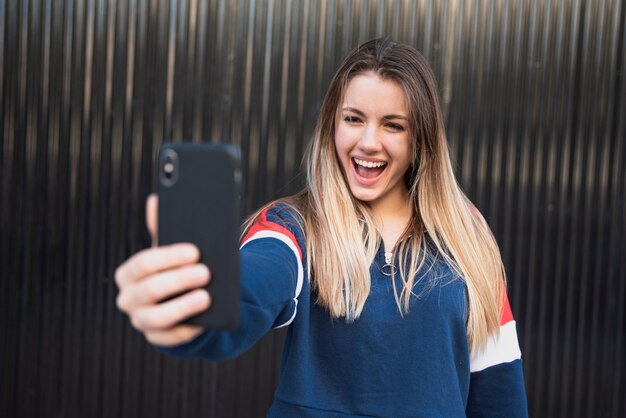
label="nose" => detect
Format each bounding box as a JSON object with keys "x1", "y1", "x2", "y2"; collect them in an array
[{"x1": 357, "y1": 124, "x2": 382, "y2": 153}]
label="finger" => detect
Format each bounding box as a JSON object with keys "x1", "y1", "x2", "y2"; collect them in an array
[
  {"x1": 144, "y1": 325, "x2": 205, "y2": 346},
  {"x1": 115, "y1": 243, "x2": 200, "y2": 288},
  {"x1": 116, "y1": 263, "x2": 210, "y2": 312},
  {"x1": 146, "y1": 194, "x2": 158, "y2": 246},
  {"x1": 130, "y1": 288, "x2": 211, "y2": 331}
]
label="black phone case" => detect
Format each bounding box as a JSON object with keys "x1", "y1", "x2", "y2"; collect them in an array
[{"x1": 157, "y1": 142, "x2": 241, "y2": 330}]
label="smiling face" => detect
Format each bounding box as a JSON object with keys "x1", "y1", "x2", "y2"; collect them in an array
[{"x1": 334, "y1": 72, "x2": 413, "y2": 210}]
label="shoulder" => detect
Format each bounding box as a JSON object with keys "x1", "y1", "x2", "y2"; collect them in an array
[
  {"x1": 265, "y1": 201, "x2": 303, "y2": 228},
  {"x1": 241, "y1": 200, "x2": 306, "y2": 259},
  {"x1": 465, "y1": 199, "x2": 489, "y2": 227}
]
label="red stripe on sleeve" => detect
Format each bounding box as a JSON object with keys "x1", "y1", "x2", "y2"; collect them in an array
[
  {"x1": 500, "y1": 289, "x2": 514, "y2": 325},
  {"x1": 241, "y1": 207, "x2": 303, "y2": 260}
]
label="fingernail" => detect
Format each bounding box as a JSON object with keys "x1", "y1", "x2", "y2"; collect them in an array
[
  {"x1": 194, "y1": 264, "x2": 210, "y2": 281},
  {"x1": 193, "y1": 291, "x2": 209, "y2": 306},
  {"x1": 180, "y1": 244, "x2": 199, "y2": 258}
]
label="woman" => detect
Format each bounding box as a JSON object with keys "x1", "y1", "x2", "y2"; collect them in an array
[{"x1": 115, "y1": 38, "x2": 528, "y2": 417}]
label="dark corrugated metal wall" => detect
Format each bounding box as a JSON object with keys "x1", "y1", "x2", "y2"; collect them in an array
[{"x1": 1, "y1": 0, "x2": 624, "y2": 417}]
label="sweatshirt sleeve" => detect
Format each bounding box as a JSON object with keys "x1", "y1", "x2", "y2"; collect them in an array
[
  {"x1": 156, "y1": 204, "x2": 305, "y2": 361},
  {"x1": 466, "y1": 291, "x2": 529, "y2": 418}
]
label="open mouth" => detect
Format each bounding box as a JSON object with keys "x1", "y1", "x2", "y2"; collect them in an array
[{"x1": 353, "y1": 158, "x2": 387, "y2": 179}]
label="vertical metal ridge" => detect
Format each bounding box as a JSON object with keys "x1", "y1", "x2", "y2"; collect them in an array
[
  {"x1": 0, "y1": 14, "x2": 6, "y2": 392},
  {"x1": 558, "y1": 1, "x2": 583, "y2": 415},
  {"x1": 586, "y1": 2, "x2": 619, "y2": 415},
  {"x1": 572, "y1": 1, "x2": 602, "y2": 414},
  {"x1": 0, "y1": 2, "x2": 12, "y2": 418},
  {"x1": 257, "y1": 0, "x2": 274, "y2": 200},
  {"x1": 15, "y1": 0, "x2": 31, "y2": 415},
  {"x1": 276, "y1": 0, "x2": 291, "y2": 188},
  {"x1": 545, "y1": 2, "x2": 573, "y2": 415},
  {"x1": 163, "y1": 0, "x2": 177, "y2": 143},
  {"x1": 39, "y1": 1, "x2": 59, "y2": 415},
  {"x1": 608, "y1": 3, "x2": 626, "y2": 417}
]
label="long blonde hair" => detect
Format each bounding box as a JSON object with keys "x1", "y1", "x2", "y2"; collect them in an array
[{"x1": 246, "y1": 38, "x2": 504, "y2": 354}]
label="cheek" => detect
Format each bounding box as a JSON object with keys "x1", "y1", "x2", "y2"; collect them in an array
[
  {"x1": 392, "y1": 137, "x2": 413, "y2": 171},
  {"x1": 399, "y1": 139, "x2": 412, "y2": 161},
  {"x1": 334, "y1": 128, "x2": 351, "y2": 159}
]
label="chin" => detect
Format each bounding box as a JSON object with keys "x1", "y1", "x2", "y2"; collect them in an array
[{"x1": 348, "y1": 187, "x2": 380, "y2": 203}]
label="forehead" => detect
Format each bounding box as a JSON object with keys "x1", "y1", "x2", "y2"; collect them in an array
[{"x1": 341, "y1": 72, "x2": 407, "y2": 115}]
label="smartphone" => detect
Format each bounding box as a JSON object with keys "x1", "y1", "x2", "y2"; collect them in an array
[{"x1": 157, "y1": 142, "x2": 241, "y2": 330}]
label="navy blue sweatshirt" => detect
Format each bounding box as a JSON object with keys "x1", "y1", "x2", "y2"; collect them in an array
[{"x1": 160, "y1": 204, "x2": 528, "y2": 417}]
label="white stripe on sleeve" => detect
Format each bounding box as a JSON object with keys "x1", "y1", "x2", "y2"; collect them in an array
[
  {"x1": 470, "y1": 321, "x2": 522, "y2": 372},
  {"x1": 240, "y1": 230, "x2": 304, "y2": 328}
]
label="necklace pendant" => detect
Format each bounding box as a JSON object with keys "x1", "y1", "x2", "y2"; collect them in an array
[{"x1": 381, "y1": 252, "x2": 396, "y2": 277}]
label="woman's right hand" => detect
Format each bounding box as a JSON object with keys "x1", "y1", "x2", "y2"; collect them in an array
[{"x1": 114, "y1": 194, "x2": 211, "y2": 346}]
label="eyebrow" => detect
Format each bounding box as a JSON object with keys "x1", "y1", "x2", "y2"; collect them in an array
[{"x1": 341, "y1": 107, "x2": 408, "y2": 121}]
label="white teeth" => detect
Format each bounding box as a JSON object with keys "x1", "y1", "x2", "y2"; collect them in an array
[{"x1": 354, "y1": 158, "x2": 386, "y2": 168}]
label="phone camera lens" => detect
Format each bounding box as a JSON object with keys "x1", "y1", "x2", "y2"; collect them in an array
[
  {"x1": 164, "y1": 161, "x2": 174, "y2": 178},
  {"x1": 160, "y1": 149, "x2": 178, "y2": 186}
]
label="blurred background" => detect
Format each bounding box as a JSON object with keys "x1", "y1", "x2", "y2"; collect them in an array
[{"x1": 1, "y1": 0, "x2": 624, "y2": 417}]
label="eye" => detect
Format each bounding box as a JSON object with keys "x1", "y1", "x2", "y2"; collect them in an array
[
  {"x1": 344, "y1": 115, "x2": 362, "y2": 124},
  {"x1": 385, "y1": 122, "x2": 405, "y2": 132}
]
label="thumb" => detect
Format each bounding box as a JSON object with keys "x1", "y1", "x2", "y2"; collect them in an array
[{"x1": 146, "y1": 194, "x2": 158, "y2": 246}]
